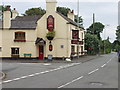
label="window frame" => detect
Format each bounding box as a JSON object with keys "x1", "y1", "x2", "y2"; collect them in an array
[
  {"x1": 14, "y1": 32, "x2": 26, "y2": 42},
  {"x1": 11, "y1": 48, "x2": 19, "y2": 57}
]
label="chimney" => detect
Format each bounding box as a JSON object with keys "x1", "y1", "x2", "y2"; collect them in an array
[
  {"x1": 12, "y1": 8, "x2": 19, "y2": 19},
  {"x1": 46, "y1": 0, "x2": 57, "y2": 14},
  {"x1": 3, "y1": 5, "x2": 11, "y2": 29},
  {"x1": 67, "y1": 10, "x2": 74, "y2": 21}
]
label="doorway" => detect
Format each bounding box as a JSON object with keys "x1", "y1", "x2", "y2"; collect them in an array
[{"x1": 39, "y1": 45, "x2": 44, "y2": 60}]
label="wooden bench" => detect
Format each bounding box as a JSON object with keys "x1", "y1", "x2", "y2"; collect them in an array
[{"x1": 24, "y1": 53, "x2": 32, "y2": 58}]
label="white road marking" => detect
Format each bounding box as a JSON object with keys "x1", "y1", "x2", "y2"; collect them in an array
[
  {"x1": 101, "y1": 64, "x2": 106, "y2": 68},
  {"x1": 43, "y1": 63, "x2": 51, "y2": 66},
  {"x1": 58, "y1": 76, "x2": 83, "y2": 88},
  {"x1": 107, "y1": 59, "x2": 111, "y2": 63},
  {"x1": 13, "y1": 78, "x2": 21, "y2": 81},
  {"x1": 20, "y1": 76, "x2": 28, "y2": 79},
  {"x1": 88, "y1": 68, "x2": 99, "y2": 75},
  {"x1": 1, "y1": 63, "x2": 81, "y2": 85},
  {"x1": 28, "y1": 74, "x2": 36, "y2": 77},
  {"x1": 3, "y1": 80, "x2": 13, "y2": 83}
]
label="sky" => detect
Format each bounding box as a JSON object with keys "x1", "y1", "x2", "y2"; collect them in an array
[{"x1": 0, "y1": 0, "x2": 119, "y2": 42}]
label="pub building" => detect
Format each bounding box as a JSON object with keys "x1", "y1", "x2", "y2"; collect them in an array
[{"x1": 0, "y1": 0, "x2": 85, "y2": 60}]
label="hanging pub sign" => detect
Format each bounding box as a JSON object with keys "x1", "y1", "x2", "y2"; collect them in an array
[{"x1": 47, "y1": 15, "x2": 54, "y2": 31}]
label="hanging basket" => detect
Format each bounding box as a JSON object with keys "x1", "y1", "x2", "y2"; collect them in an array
[{"x1": 47, "y1": 36, "x2": 54, "y2": 40}]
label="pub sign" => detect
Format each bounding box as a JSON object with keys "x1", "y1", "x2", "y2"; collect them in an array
[{"x1": 47, "y1": 15, "x2": 54, "y2": 31}]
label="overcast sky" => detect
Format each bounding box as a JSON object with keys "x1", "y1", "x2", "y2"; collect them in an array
[{"x1": 1, "y1": 0, "x2": 119, "y2": 42}]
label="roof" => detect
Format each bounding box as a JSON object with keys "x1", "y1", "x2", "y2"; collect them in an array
[
  {"x1": 57, "y1": 12, "x2": 84, "y2": 29},
  {"x1": 10, "y1": 15, "x2": 43, "y2": 29}
]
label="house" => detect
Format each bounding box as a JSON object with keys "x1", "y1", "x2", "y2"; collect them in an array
[{"x1": 0, "y1": 0, "x2": 85, "y2": 60}]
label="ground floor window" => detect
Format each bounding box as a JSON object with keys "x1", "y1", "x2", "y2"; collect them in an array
[
  {"x1": 81, "y1": 46, "x2": 83, "y2": 54},
  {"x1": 11, "y1": 48, "x2": 19, "y2": 57},
  {"x1": 71, "y1": 45, "x2": 75, "y2": 55},
  {"x1": 0, "y1": 47, "x2": 2, "y2": 52}
]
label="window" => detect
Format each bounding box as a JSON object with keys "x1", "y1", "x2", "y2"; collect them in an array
[
  {"x1": 72, "y1": 30, "x2": 79, "y2": 39},
  {"x1": 11, "y1": 48, "x2": 19, "y2": 57},
  {"x1": 71, "y1": 30, "x2": 79, "y2": 44},
  {"x1": 14, "y1": 32, "x2": 26, "y2": 42},
  {"x1": 61, "y1": 45, "x2": 64, "y2": 49},
  {"x1": 0, "y1": 47, "x2": 2, "y2": 52},
  {"x1": 81, "y1": 46, "x2": 83, "y2": 54},
  {"x1": 71, "y1": 46, "x2": 75, "y2": 55}
]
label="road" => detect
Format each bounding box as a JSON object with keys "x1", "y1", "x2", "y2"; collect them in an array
[{"x1": 1, "y1": 53, "x2": 118, "y2": 88}]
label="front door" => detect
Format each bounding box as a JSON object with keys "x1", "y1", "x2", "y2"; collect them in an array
[{"x1": 39, "y1": 45, "x2": 44, "y2": 60}]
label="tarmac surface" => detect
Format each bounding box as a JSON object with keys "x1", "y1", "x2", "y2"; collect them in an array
[{"x1": 1, "y1": 55, "x2": 100, "y2": 80}]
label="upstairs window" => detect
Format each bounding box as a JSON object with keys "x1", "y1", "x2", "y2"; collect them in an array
[
  {"x1": 14, "y1": 32, "x2": 26, "y2": 42},
  {"x1": 71, "y1": 30, "x2": 79, "y2": 44},
  {"x1": 72, "y1": 30, "x2": 79, "y2": 39}
]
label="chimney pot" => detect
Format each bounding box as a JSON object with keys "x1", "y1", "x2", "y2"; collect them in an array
[
  {"x1": 6, "y1": 6, "x2": 11, "y2": 11},
  {"x1": 71, "y1": 10, "x2": 74, "y2": 14}
]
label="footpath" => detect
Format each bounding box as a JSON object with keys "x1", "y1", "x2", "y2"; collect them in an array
[{"x1": 1, "y1": 55, "x2": 101, "y2": 63}]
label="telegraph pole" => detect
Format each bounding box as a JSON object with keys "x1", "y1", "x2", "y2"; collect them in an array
[
  {"x1": 1, "y1": 2, "x2": 4, "y2": 30},
  {"x1": 77, "y1": 0, "x2": 79, "y2": 59},
  {"x1": 93, "y1": 13, "x2": 95, "y2": 34}
]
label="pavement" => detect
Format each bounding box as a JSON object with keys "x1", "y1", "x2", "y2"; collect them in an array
[{"x1": 1, "y1": 55, "x2": 101, "y2": 63}]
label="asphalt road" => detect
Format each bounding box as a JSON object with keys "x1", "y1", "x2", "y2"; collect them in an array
[{"x1": 1, "y1": 53, "x2": 118, "y2": 88}]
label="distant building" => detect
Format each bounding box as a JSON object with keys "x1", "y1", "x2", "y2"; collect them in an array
[{"x1": 0, "y1": 0, "x2": 85, "y2": 60}]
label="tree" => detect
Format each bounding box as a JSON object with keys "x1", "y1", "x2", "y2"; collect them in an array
[
  {"x1": 23, "y1": 7, "x2": 46, "y2": 16},
  {"x1": 116, "y1": 25, "x2": 120, "y2": 42},
  {"x1": 23, "y1": 6, "x2": 83, "y2": 26},
  {"x1": 85, "y1": 33, "x2": 100, "y2": 55},
  {"x1": 0, "y1": 6, "x2": 3, "y2": 20},
  {"x1": 87, "y1": 22, "x2": 105, "y2": 40},
  {"x1": 102, "y1": 37, "x2": 112, "y2": 54},
  {"x1": 57, "y1": 6, "x2": 70, "y2": 17},
  {"x1": 57, "y1": 7, "x2": 83, "y2": 26},
  {"x1": 74, "y1": 15, "x2": 83, "y2": 26}
]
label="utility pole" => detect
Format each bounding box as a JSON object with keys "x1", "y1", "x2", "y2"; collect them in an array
[
  {"x1": 1, "y1": 2, "x2": 4, "y2": 30},
  {"x1": 93, "y1": 13, "x2": 95, "y2": 34},
  {"x1": 77, "y1": 0, "x2": 79, "y2": 59}
]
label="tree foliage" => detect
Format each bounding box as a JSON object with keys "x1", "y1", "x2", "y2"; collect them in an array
[
  {"x1": 116, "y1": 25, "x2": 120, "y2": 42},
  {"x1": 57, "y1": 6, "x2": 70, "y2": 17},
  {"x1": 87, "y1": 22, "x2": 105, "y2": 40},
  {"x1": 85, "y1": 33, "x2": 100, "y2": 54},
  {"x1": 23, "y1": 7, "x2": 83, "y2": 26},
  {"x1": 23, "y1": 7, "x2": 46, "y2": 16},
  {"x1": 112, "y1": 40, "x2": 120, "y2": 51},
  {"x1": 57, "y1": 6, "x2": 83, "y2": 26}
]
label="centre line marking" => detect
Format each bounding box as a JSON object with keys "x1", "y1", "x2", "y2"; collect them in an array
[
  {"x1": 88, "y1": 68, "x2": 99, "y2": 75},
  {"x1": 58, "y1": 76, "x2": 84, "y2": 88},
  {"x1": 101, "y1": 64, "x2": 106, "y2": 68}
]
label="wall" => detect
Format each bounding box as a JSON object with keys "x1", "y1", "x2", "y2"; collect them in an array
[{"x1": 2, "y1": 29, "x2": 37, "y2": 58}]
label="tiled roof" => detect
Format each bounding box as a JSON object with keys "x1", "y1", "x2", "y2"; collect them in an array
[{"x1": 10, "y1": 15, "x2": 43, "y2": 29}]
